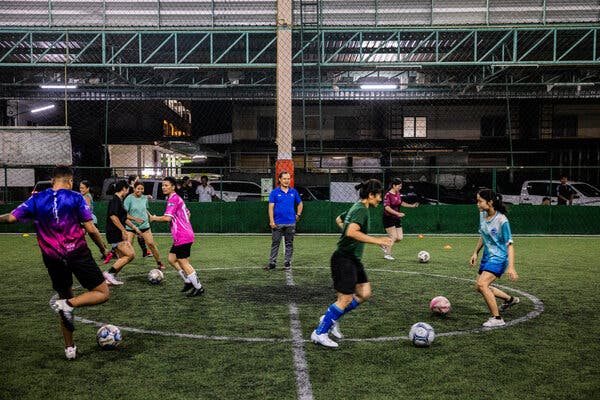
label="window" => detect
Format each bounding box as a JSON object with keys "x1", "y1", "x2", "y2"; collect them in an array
[
  {"x1": 552, "y1": 115, "x2": 577, "y2": 138},
  {"x1": 481, "y1": 116, "x2": 506, "y2": 138},
  {"x1": 526, "y1": 182, "x2": 553, "y2": 197},
  {"x1": 334, "y1": 116, "x2": 357, "y2": 139},
  {"x1": 257, "y1": 116, "x2": 276, "y2": 141},
  {"x1": 403, "y1": 117, "x2": 427, "y2": 138}
]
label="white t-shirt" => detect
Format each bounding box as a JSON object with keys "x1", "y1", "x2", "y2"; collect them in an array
[{"x1": 196, "y1": 184, "x2": 215, "y2": 202}]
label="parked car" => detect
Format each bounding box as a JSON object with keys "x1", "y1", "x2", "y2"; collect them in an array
[
  {"x1": 209, "y1": 180, "x2": 262, "y2": 202},
  {"x1": 296, "y1": 185, "x2": 329, "y2": 201},
  {"x1": 31, "y1": 180, "x2": 52, "y2": 195},
  {"x1": 401, "y1": 181, "x2": 471, "y2": 205},
  {"x1": 500, "y1": 180, "x2": 600, "y2": 205}
]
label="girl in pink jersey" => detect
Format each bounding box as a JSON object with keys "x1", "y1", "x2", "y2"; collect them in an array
[
  {"x1": 150, "y1": 177, "x2": 204, "y2": 297},
  {"x1": 382, "y1": 178, "x2": 419, "y2": 260}
]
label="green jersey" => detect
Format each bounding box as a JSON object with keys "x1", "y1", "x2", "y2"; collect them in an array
[
  {"x1": 123, "y1": 194, "x2": 150, "y2": 230},
  {"x1": 336, "y1": 201, "x2": 370, "y2": 260}
]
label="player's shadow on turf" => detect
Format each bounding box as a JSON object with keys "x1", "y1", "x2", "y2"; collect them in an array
[{"x1": 233, "y1": 284, "x2": 335, "y2": 305}]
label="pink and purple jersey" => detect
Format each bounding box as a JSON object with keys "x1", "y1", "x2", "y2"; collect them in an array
[
  {"x1": 11, "y1": 189, "x2": 93, "y2": 259},
  {"x1": 164, "y1": 192, "x2": 195, "y2": 245}
]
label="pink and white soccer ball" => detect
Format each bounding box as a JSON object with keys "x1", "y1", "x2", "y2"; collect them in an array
[{"x1": 430, "y1": 296, "x2": 451, "y2": 315}]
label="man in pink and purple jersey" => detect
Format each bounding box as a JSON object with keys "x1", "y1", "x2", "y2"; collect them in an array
[
  {"x1": 150, "y1": 177, "x2": 204, "y2": 297},
  {"x1": 0, "y1": 166, "x2": 110, "y2": 360}
]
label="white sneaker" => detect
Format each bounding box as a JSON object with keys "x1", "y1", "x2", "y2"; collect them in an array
[
  {"x1": 482, "y1": 317, "x2": 506, "y2": 327},
  {"x1": 319, "y1": 315, "x2": 343, "y2": 339},
  {"x1": 384, "y1": 254, "x2": 395, "y2": 260},
  {"x1": 310, "y1": 330, "x2": 339, "y2": 348},
  {"x1": 103, "y1": 271, "x2": 124, "y2": 286},
  {"x1": 65, "y1": 345, "x2": 77, "y2": 360}
]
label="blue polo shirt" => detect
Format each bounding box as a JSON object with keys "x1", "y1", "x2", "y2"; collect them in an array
[{"x1": 269, "y1": 186, "x2": 302, "y2": 225}]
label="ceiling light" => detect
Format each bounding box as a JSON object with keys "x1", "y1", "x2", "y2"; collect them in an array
[
  {"x1": 30, "y1": 104, "x2": 55, "y2": 113},
  {"x1": 360, "y1": 84, "x2": 398, "y2": 90},
  {"x1": 40, "y1": 84, "x2": 77, "y2": 89}
]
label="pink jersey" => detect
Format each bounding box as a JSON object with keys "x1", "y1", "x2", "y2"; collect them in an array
[
  {"x1": 164, "y1": 192, "x2": 195, "y2": 245},
  {"x1": 383, "y1": 191, "x2": 403, "y2": 217}
]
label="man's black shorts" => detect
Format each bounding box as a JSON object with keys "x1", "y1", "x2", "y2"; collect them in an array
[
  {"x1": 170, "y1": 242, "x2": 193, "y2": 259},
  {"x1": 382, "y1": 213, "x2": 402, "y2": 229},
  {"x1": 330, "y1": 250, "x2": 368, "y2": 295},
  {"x1": 43, "y1": 247, "x2": 105, "y2": 296}
]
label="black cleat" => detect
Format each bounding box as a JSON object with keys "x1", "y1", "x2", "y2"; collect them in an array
[
  {"x1": 263, "y1": 263, "x2": 276, "y2": 271},
  {"x1": 284, "y1": 262, "x2": 291, "y2": 271},
  {"x1": 499, "y1": 296, "x2": 520, "y2": 312},
  {"x1": 180, "y1": 282, "x2": 194, "y2": 292},
  {"x1": 186, "y1": 287, "x2": 205, "y2": 297}
]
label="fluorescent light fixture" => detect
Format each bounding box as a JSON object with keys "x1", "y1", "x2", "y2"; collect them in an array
[
  {"x1": 360, "y1": 84, "x2": 398, "y2": 90},
  {"x1": 30, "y1": 104, "x2": 55, "y2": 113},
  {"x1": 154, "y1": 66, "x2": 199, "y2": 70},
  {"x1": 192, "y1": 155, "x2": 208, "y2": 160},
  {"x1": 40, "y1": 84, "x2": 77, "y2": 89}
]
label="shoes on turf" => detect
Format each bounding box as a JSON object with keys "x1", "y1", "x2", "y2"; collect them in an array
[
  {"x1": 53, "y1": 299, "x2": 75, "y2": 332},
  {"x1": 499, "y1": 296, "x2": 520, "y2": 312},
  {"x1": 310, "y1": 330, "x2": 338, "y2": 348},
  {"x1": 102, "y1": 251, "x2": 114, "y2": 264},
  {"x1": 482, "y1": 317, "x2": 506, "y2": 327},
  {"x1": 319, "y1": 315, "x2": 343, "y2": 339},
  {"x1": 144, "y1": 251, "x2": 153, "y2": 257},
  {"x1": 284, "y1": 262, "x2": 291, "y2": 271},
  {"x1": 65, "y1": 345, "x2": 77, "y2": 360},
  {"x1": 186, "y1": 286, "x2": 205, "y2": 297},
  {"x1": 263, "y1": 263, "x2": 276, "y2": 271},
  {"x1": 103, "y1": 271, "x2": 124, "y2": 286},
  {"x1": 383, "y1": 254, "x2": 395, "y2": 260},
  {"x1": 180, "y1": 282, "x2": 194, "y2": 292}
]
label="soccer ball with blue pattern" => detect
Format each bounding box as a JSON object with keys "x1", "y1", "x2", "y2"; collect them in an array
[
  {"x1": 148, "y1": 268, "x2": 164, "y2": 284},
  {"x1": 409, "y1": 322, "x2": 435, "y2": 347},
  {"x1": 96, "y1": 324, "x2": 122, "y2": 349}
]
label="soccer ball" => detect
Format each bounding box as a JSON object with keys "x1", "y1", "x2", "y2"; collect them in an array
[
  {"x1": 148, "y1": 268, "x2": 164, "y2": 284},
  {"x1": 418, "y1": 250, "x2": 430, "y2": 263},
  {"x1": 96, "y1": 324, "x2": 122, "y2": 349},
  {"x1": 409, "y1": 322, "x2": 435, "y2": 347},
  {"x1": 430, "y1": 296, "x2": 451, "y2": 315}
]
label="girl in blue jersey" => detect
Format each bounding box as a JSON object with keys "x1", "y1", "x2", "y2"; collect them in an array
[{"x1": 469, "y1": 189, "x2": 519, "y2": 327}]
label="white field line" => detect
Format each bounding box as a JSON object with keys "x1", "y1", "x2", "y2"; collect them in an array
[
  {"x1": 74, "y1": 267, "x2": 544, "y2": 344},
  {"x1": 285, "y1": 269, "x2": 314, "y2": 400}
]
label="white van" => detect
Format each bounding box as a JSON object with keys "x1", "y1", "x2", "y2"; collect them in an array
[{"x1": 501, "y1": 180, "x2": 600, "y2": 206}]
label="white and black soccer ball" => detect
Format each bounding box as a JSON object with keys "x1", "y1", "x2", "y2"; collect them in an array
[
  {"x1": 147, "y1": 268, "x2": 164, "y2": 284},
  {"x1": 96, "y1": 324, "x2": 122, "y2": 349},
  {"x1": 418, "y1": 250, "x2": 430, "y2": 263},
  {"x1": 409, "y1": 322, "x2": 435, "y2": 347},
  {"x1": 430, "y1": 296, "x2": 452, "y2": 315}
]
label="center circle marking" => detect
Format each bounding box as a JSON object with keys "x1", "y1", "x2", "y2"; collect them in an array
[{"x1": 75, "y1": 267, "x2": 544, "y2": 342}]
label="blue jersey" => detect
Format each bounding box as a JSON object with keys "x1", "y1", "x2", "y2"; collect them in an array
[
  {"x1": 269, "y1": 187, "x2": 302, "y2": 225},
  {"x1": 479, "y1": 211, "x2": 513, "y2": 264},
  {"x1": 11, "y1": 188, "x2": 93, "y2": 260}
]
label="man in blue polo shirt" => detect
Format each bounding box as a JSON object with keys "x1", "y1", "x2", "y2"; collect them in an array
[{"x1": 265, "y1": 171, "x2": 303, "y2": 271}]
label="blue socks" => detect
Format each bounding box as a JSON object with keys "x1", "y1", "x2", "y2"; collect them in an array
[{"x1": 316, "y1": 298, "x2": 362, "y2": 335}]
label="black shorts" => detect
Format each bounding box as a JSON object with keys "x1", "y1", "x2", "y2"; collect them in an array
[
  {"x1": 170, "y1": 242, "x2": 193, "y2": 259},
  {"x1": 43, "y1": 247, "x2": 105, "y2": 296},
  {"x1": 330, "y1": 250, "x2": 368, "y2": 295},
  {"x1": 126, "y1": 227, "x2": 150, "y2": 233},
  {"x1": 382, "y1": 213, "x2": 402, "y2": 229}
]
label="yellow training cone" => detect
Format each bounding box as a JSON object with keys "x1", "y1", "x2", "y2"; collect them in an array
[
  {"x1": 22, "y1": 233, "x2": 30, "y2": 237},
  {"x1": 443, "y1": 244, "x2": 452, "y2": 249}
]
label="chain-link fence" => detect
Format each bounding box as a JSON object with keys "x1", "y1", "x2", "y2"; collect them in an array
[{"x1": 1, "y1": 1, "x2": 599, "y2": 233}]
